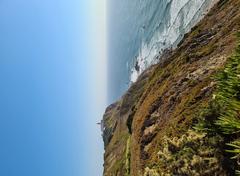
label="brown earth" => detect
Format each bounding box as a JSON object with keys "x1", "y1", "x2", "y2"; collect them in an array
[{"x1": 103, "y1": 0, "x2": 240, "y2": 175}]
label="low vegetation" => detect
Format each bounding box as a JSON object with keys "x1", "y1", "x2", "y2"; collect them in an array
[
  {"x1": 125, "y1": 137, "x2": 131, "y2": 176},
  {"x1": 144, "y1": 32, "x2": 240, "y2": 176},
  {"x1": 195, "y1": 32, "x2": 240, "y2": 174},
  {"x1": 144, "y1": 130, "x2": 224, "y2": 176}
]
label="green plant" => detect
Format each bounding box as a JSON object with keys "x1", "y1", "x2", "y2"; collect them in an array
[
  {"x1": 200, "y1": 32, "x2": 240, "y2": 174},
  {"x1": 125, "y1": 137, "x2": 131, "y2": 176},
  {"x1": 226, "y1": 140, "x2": 240, "y2": 175},
  {"x1": 214, "y1": 33, "x2": 240, "y2": 134}
]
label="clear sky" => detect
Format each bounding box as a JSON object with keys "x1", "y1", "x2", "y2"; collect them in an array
[{"x1": 0, "y1": 0, "x2": 106, "y2": 176}]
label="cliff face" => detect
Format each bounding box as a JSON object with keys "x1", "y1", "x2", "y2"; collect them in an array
[{"x1": 103, "y1": 0, "x2": 240, "y2": 175}]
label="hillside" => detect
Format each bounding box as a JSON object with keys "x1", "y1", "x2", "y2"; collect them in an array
[{"x1": 103, "y1": 0, "x2": 240, "y2": 175}]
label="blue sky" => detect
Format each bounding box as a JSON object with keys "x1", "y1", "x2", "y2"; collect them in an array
[{"x1": 0, "y1": 0, "x2": 106, "y2": 175}]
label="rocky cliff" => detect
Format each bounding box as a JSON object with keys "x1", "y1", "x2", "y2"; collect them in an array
[{"x1": 103, "y1": 0, "x2": 240, "y2": 175}]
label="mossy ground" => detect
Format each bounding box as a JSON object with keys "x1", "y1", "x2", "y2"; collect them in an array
[
  {"x1": 195, "y1": 32, "x2": 240, "y2": 174},
  {"x1": 130, "y1": 1, "x2": 240, "y2": 175},
  {"x1": 103, "y1": 0, "x2": 240, "y2": 175},
  {"x1": 143, "y1": 32, "x2": 240, "y2": 176}
]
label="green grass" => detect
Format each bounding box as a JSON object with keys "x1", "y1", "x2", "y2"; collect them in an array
[
  {"x1": 214, "y1": 32, "x2": 240, "y2": 133},
  {"x1": 125, "y1": 137, "x2": 131, "y2": 176},
  {"x1": 195, "y1": 32, "x2": 240, "y2": 174},
  {"x1": 142, "y1": 32, "x2": 240, "y2": 175}
]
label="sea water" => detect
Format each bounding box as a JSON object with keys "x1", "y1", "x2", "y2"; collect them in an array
[{"x1": 107, "y1": 0, "x2": 217, "y2": 103}]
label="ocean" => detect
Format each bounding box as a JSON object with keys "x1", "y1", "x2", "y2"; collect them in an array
[{"x1": 107, "y1": 0, "x2": 217, "y2": 103}]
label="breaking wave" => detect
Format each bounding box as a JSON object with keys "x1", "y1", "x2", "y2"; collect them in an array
[{"x1": 130, "y1": 0, "x2": 218, "y2": 82}]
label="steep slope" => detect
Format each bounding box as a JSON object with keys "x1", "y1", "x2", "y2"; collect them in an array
[
  {"x1": 103, "y1": 0, "x2": 240, "y2": 175},
  {"x1": 130, "y1": 0, "x2": 218, "y2": 82}
]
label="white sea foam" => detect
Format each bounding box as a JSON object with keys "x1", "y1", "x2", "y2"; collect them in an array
[{"x1": 130, "y1": 0, "x2": 218, "y2": 83}]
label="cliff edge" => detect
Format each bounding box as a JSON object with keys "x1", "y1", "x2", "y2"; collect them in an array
[{"x1": 103, "y1": 0, "x2": 240, "y2": 175}]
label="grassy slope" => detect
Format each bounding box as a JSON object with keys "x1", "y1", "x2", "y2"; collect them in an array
[{"x1": 103, "y1": 0, "x2": 240, "y2": 175}]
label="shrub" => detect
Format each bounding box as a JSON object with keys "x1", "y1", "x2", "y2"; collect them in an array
[{"x1": 145, "y1": 130, "x2": 224, "y2": 176}]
